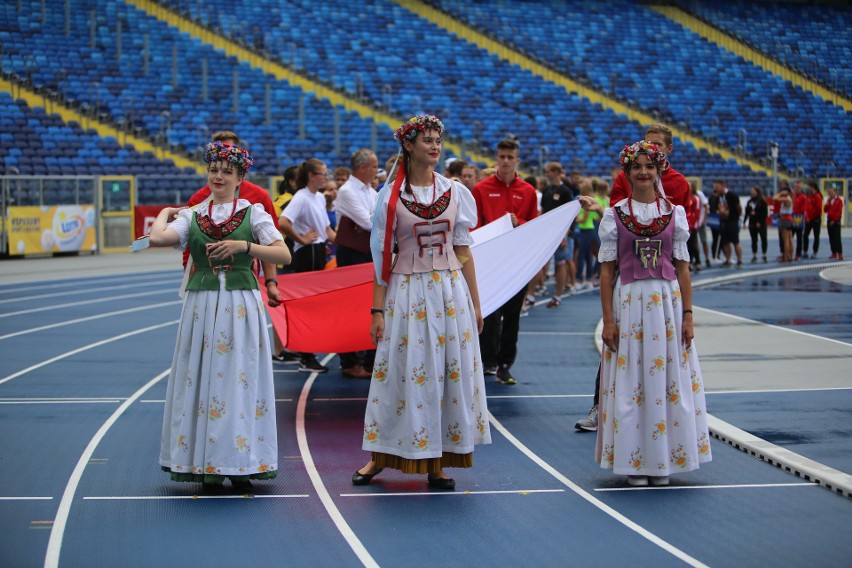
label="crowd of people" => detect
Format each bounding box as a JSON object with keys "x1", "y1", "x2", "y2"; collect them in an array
[{"x1": 145, "y1": 121, "x2": 843, "y2": 493}]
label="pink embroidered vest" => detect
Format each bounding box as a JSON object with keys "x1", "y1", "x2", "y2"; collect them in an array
[
  {"x1": 615, "y1": 207, "x2": 677, "y2": 285},
  {"x1": 391, "y1": 188, "x2": 463, "y2": 275}
]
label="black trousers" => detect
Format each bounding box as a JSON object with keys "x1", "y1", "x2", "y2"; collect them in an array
[
  {"x1": 480, "y1": 287, "x2": 526, "y2": 369},
  {"x1": 748, "y1": 223, "x2": 768, "y2": 255},
  {"x1": 803, "y1": 219, "x2": 821, "y2": 255},
  {"x1": 335, "y1": 244, "x2": 375, "y2": 369},
  {"x1": 793, "y1": 225, "x2": 804, "y2": 258},
  {"x1": 687, "y1": 231, "x2": 701, "y2": 265},
  {"x1": 827, "y1": 222, "x2": 843, "y2": 256}
]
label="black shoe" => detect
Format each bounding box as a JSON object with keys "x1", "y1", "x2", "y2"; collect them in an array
[
  {"x1": 230, "y1": 478, "x2": 253, "y2": 493},
  {"x1": 495, "y1": 364, "x2": 517, "y2": 385},
  {"x1": 272, "y1": 349, "x2": 300, "y2": 364},
  {"x1": 300, "y1": 357, "x2": 328, "y2": 373},
  {"x1": 352, "y1": 467, "x2": 383, "y2": 486},
  {"x1": 427, "y1": 474, "x2": 456, "y2": 490}
]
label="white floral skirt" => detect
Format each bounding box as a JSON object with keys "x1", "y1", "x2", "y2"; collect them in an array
[
  {"x1": 363, "y1": 269, "x2": 492, "y2": 460},
  {"x1": 597, "y1": 278, "x2": 711, "y2": 476},
  {"x1": 159, "y1": 283, "x2": 278, "y2": 479}
]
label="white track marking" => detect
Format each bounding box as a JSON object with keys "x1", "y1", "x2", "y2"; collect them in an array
[
  {"x1": 595, "y1": 483, "x2": 817, "y2": 492},
  {"x1": 0, "y1": 301, "x2": 181, "y2": 340},
  {"x1": 83, "y1": 494, "x2": 310, "y2": 500},
  {"x1": 340, "y1": 489, "x2": 565, "y2": 498},
  {"x1": 0, "y1": 321, "x2": 177, "y2": 387},
  {"x1": 0, "y1": 400, "x2": 123, "y2": 405},
  {"x1": 0, "y1": 279, "x2": 177, "y2": 305},
  {"x1": 296, "y1": 355, "x2": 379, "y2": 568},
  {"x1": 519, "y1": 331, "x2": 595, "y2": 336},
  {"x1": 489, "y1": 413, "x2": 710, "y2": 568},
  {"x1": 695, "y1": 306, "x2": 852, "y2": 348},
  {"x1": 0, "y1": 290, "x2": 174, "y2": 318},
  {"x1": 0, "y1": 274, "x2": 175, "y2": 296},
  {"x1": 44, "y1": 369, "x2": 169, "y2": 568},
  {"x1": 707, "y1": 387, "x2": 852, "y2": 395},
  {"x1": 0, "y1": 496, "x2": 53, "y2": 500}
]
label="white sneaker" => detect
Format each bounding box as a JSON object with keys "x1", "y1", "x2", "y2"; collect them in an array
[
  {"x1": 574, "y1": 405, "x2": 598, "y2": 432},
  {"x1": 627, "y1": 475, "x2": 649, "y2": 487},
  {"x1": 649, "y1": 476, "x2": 670, "y2": 487}
]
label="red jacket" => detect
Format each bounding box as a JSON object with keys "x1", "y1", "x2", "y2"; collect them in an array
[
  {"x1": 472, "y1": 173, "x2": 538, "y2": 228},
  {"x1": 610, "y1": 165, "x2": 691, "y2": 208},
  {"x1": 805, "y1": 191, "x2": 823, "y2": 222},
  {"x1": 824, "y1": 196, "x2": 844, "y2": 224},
  {"x1": 182, "y1": 180, "x2": 276, "y2": 267},
  {"x1": 792, "y1": 191, "x2": 808, "y2": 215}
]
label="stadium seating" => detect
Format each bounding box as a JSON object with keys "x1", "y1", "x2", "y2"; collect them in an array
[
  {"x1": 2, "y1": 0, "x2": 849, "y2": 204},
  {"x1": 429, "y1": 0, "x2": 850, "y2": 180},
  {"x1": 683, "y1": 0, "x2": 850, "y2": 97}
]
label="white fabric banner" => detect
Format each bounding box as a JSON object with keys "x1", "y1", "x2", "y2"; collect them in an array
[{"x1": 472, "y1": 201, "x2": 582, "y2": 318}]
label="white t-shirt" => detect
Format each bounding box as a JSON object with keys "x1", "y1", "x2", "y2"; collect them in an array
[{"x1": 281, "y1": 188, "x2": 330, "y2": 251}]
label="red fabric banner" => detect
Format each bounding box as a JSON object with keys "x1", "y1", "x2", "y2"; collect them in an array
[{"x1": 259, "y1": 263, "x2": 375, "y2": 353}]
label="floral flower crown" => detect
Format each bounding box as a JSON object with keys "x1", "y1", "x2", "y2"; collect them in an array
[
  {"x1": 394, "y1": 114, "x2": 445, "y2": 146},
  {"x1": 203, "y1": 141, "x2": 255, "y2": 175},
  {"x1": 619, "y1": 140, "x2": 668, "y2": 171}
]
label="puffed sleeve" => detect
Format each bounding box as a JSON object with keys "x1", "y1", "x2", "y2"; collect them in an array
[
  {"x1": 673, "y1": 205, "x2": 690, "y2": 261},
  {"x1": 250, "y1": 203, "x2": 284, "y2": 245},
  {"x1": 452, "y1": 182, "x2": 476, "y2": 246},
  {"x1": 597, "y1": 207, "x2": 618, "y2": 262},
  {"x1": 167, "y1": 208, "x2": 192, "y2": 250}
]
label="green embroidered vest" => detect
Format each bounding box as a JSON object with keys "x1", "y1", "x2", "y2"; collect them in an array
[{"x1": 186, "y1": 206, "x2": 259, "y2": 291}]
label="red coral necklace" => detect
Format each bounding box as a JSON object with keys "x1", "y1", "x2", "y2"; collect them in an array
[{"x1": 208, "y1": 197, "x2": 238, "y2": 227}]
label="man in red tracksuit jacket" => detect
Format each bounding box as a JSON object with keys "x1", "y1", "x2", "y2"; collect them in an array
[
  {"x1": 472, "y1": 139, "x2": 538, "y2": 386},
  {"x1": 803, "y1": 180, "x2": 823, "y2": 258}
]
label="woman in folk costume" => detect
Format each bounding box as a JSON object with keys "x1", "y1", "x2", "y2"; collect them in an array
[
  {"x1": 596, "y1": 141, "x2": 711, "y2": 487},
  {"x1": 148, "y1": 142, "x2": 291, "y2": 491},
  {"x1": 352, "y1": 115, "x2": 491, "y2": 491}
]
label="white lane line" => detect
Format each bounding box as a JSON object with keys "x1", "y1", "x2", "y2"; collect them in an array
[
  {"x1": 519, "y1": 332, "x2": 595, "y2": 336},
  {"x1": 487, "y1": 394, "x2": 592, "y2": 399},
  {"x1": 138, "y1": 398, "x2": 294, "y2": 403},
  {"x1": 695, "y1": 306, "x2": 852, "y2": 348},
  {"x1": 707, "y1": 387, "x2": 852, "y2": 395},
  {"x1": 312, "y1": 394, "x2": 593, "y2": 402},
  {"x1": 0, "y1": 290, "x2": 174, "y2": 319},
  {"x1": 341, "y1": 489, "x2": 565, "y2": 498},
  {"x1": 296, "y1": 354, "x2": 379, "y2": 568},
  {"x1": 0, "y1": 301, "x2": 181, "y2": 340},
  {"x1": 595, "y1": 483, "x2": 817, "y2": 492},
  {"x1": 0, "y1": 400, "x2": 123, "y2": 405},
  {"x1": 0, "y1": 496, "x2": 53, "y2": 501},
  {"x1": 489, "y1": 413, "x2": 709, "y2": 568},
  {"x1": 44, "y1": 369, "x2": 170, "y2": 568},
  {"x1": 0, "y1": 321, "x2": 177, "y2": 387},
  {"x1": 0, "y1": 279, "x2": 177, "y2": 305},
  {"x1": 0, "y1": 397, "x2": 126, "y2": 401},
  {"x1": 0, "y1": 273, "x2": 176, "y2": 295},
  {"x1": 83, "y1": 494, "x2": 310, "y2": 500}
]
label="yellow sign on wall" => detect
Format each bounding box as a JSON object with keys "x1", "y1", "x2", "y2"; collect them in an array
[{"x1": 8, "y1": 205, "x2": 97, "y2": 256}]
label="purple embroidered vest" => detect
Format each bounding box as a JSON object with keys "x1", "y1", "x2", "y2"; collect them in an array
[
  {"x1": 615, "y1": 207, "x2": 677, "y2": 285},
  {"x1": 391, "y1": 188, "x2": 463, "y2": 275}
]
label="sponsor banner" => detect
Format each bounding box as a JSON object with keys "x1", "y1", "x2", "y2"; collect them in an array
[{"x1": 8, "y1": 205, "x2": 97, "y2": 256}]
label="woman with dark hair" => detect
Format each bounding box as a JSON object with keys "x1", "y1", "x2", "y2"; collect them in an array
[
  {"x1": 353, "y1": 115, "x2": 491, "y2": 491},
  {"x1": 594, "y1": 140, "x2": 711, "y2": 487},
  {"x1": 743, "y1": 186, "x2": 769, "y2": 263},
  {"x1": 279, "y1": 158, "x2": 337, "y2": 372},
  {"x1": 148, "y1": 142, "x2": 291, "y2": 491}
]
